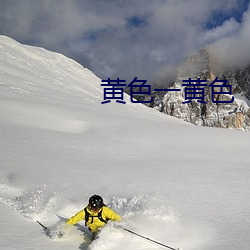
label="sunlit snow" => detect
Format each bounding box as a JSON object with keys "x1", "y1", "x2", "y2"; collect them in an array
[{"x1": 0, "y1": 36, "x2": 249, "y2": 250}]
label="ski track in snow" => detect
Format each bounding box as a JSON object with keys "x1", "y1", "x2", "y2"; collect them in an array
[{"x1": 0, "y1": 99, "x2": 91, "y2": 134}]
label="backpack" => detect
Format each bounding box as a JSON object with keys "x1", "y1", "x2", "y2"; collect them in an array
[{"x1": 84, "y1": 206, "x2": 109, "y2": 226}]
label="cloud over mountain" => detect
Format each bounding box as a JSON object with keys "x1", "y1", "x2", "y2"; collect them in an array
[{"x1": 0, "y1": 0, "x2": 249, "y2": 83}]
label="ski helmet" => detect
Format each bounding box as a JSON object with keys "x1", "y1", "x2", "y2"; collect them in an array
[{"x1": 89, "y1": 195, "x2": 104, "y2": 210}]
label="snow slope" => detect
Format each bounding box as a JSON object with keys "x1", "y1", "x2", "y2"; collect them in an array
[{"x1": 0, "y1": 35, "x2": 250, "y2": 250}]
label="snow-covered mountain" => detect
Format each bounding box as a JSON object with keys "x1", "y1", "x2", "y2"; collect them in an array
[
  {"x1": 148, "y1": 49, "x2": 250, "y2": 130},
  {"x1": 0, "y1": 36, "x2": 250, "y2": 250}
]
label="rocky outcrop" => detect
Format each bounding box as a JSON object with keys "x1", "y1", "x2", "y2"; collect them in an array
[{"x1": 151, "y1": 49, "x2": 250, "y2": 130}]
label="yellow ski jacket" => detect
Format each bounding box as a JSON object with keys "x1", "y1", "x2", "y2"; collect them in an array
[{"x1": 67, "y1": 206, "x2": 121, "y2": 233}]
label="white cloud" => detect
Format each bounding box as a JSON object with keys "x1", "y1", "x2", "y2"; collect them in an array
[
  {"x1": 209, "y1": 4, "x2": 250, "y2": 70},
  {"x1": 201, "y1": 18, "x2": 240, "y2": 45},
  {"x1": 0, "y1": 0, "x2": 248, "y2": 83}
]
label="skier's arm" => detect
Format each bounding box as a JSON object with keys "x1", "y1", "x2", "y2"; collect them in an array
[
  {"x1": 67, "y1": 209, "x2": 85, "y2": 225},
  {"x1": 104, "y1": 207, "x2": 122, "y2": 222}
]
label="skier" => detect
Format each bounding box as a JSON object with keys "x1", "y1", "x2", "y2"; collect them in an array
[{"x1": 66, "y1": 194, "x2": 121, "y2": 239}]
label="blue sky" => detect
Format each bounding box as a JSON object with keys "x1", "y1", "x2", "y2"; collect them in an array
[
  {"x1": 206, "y1": 0, "x2": 249, "y2": 28},
  {"x1": 0, "y1": 0, "x2": 249, "y2": 84}
]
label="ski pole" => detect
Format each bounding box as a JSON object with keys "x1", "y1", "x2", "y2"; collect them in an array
[
  {"x1": 122, "y1": 227, "x2": 180, "y2": 250},
  {"x1": 37, "y1": 220, "x2": 48, "y2": 231}
]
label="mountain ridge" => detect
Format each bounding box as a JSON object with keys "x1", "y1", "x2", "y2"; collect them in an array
[{"x1": 149, "y1": 48, "x2": 250, "y2": 130}]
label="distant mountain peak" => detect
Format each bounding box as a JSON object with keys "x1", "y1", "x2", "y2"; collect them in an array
[{"x1": 150, "y1": 48, "x2": 250, "y2": 130}]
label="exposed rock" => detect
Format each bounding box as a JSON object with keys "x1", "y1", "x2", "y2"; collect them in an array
[{"x1": 151, "y1": 49, "x2": 250, "y2": 130}]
